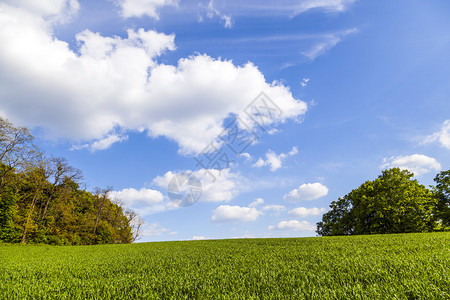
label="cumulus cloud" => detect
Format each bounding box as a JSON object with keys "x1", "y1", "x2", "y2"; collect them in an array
[
  {"x1": 261, "y1": 204, "x2": 285, "y2": 213},
  {"x1": 380, "y1": 154, "x2": 441, "y2": 176},
  {"x1": 110, "y1": 187, "x2": 164, "y2": 205},
  {"x1": 0, "y1": 1, "x2": 307, "y2": 154},
  {"x1": 289, "y1": 207, "x2": 327, "y2": 217},
  {"x1": 114, "y1": 0, "x2": 179, "y2": 19},
  {"x1": 211, "y1": 205, "x2": 262, "y2": 222},
  {"x1": 284, "y1": 182, "x2": 328, "y2": 201},
  {"x1": 253, "y1": 146, "x2": 298, "y2": 171},
  {"x1": 153, "y1": 168, "x2": 241, "y2": 202},
  {"x1": 109, "y1": 187, "x2": 171, "y2": 216},
  {"x1": 268, "y1": 220, "x2": 316, "y2": 231},
  {"x1": 141, "y1": 222, "x2": 172, "y2": 237},
  {"x1": 424, "y1": 120, "x2": 450, "y2": 150},
  {"x1": 301, "y1": 28, "x2": 357, "y2": 60},
  {"x1": 248, "y1": 198, "x2": 264, "y2": 208},
  {"x1": 2, "y1": 0, "x2": 80, "y2": 24}
]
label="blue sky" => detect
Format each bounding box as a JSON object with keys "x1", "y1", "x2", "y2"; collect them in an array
[{"x1": 0, "y1": 0, "x2": 449, "y2": 242}]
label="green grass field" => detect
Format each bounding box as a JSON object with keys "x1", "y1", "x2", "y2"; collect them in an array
[{"x1": 1, "y1": 232, "x2": 449, "y2": 299}]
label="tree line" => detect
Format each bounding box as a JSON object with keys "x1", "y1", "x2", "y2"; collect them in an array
[
  {"x1": 317, "y1": 168, "x2": 450, "y2": 236},
  {"x1": 0, "y1": 117, "x2": 143, "y2": 245}
]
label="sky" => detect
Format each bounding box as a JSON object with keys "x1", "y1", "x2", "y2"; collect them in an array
[{"x1": 0, "y1": 0, "x2": 449, "y2": 242}]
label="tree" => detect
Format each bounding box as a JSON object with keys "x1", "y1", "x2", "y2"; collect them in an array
[
  {"x1": 317, "y1": 168, "x2": 438, "y2": 236},
  {"x1": 93, "y1": 186, "x2": 113, "y2": 236},
  {"x1": 20, "y1": 159, "x2": 48, "y2": 244},
  {"x1": 0, "y1": 117, "x2": 35, "y2": 187},
  {"x1": 39, "y1": 156, "x2": 82, "y2": 220},
  {"x1": 125, "y1": 210, "x2": 145, "y2": 242},
  {"x1": 316, "y1": 196, "x2": 353, "y2": 236},
  {"x1": 433, "y1": 170, "x2": 450, "y2": 228}
]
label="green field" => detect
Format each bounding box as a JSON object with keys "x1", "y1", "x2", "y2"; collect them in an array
[{"x1": 1, "y1": 232, "x2": 449, "y2": 299}]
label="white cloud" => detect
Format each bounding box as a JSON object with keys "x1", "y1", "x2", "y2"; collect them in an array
[
  {"x1": 109, "y1": 187, "x2": 171, "y2": 216},
  {"x1": 153, "y1": 169, "x2": 241, "y2": 202},
  {"x1": 239, "y1": 153, "x2": 252, "y2": 161},
  {"x1": 230, "y1": 233, "x2": 255, "y2": 239},
  {"x1": 268, "y1": 220, "x2": 316, "y2": 231},
  {"x1": 208, "y1": 0, "x2": 356, "y2": 17},
  {"x1": 211, "y1": 205, "x2": 262, "y2": 222},
  {"x1": 248, "y1": 197, "x2": 264, "y2": 208},
  {"x1": 110, "y1": 187, "x2": 164, "y2": 206},
  {"x1": 200, "y1": 0, "x2": 233, "y2": 28},
  {"x1": 424, "y1": 120, "x2": 450, "y2": 150},
  {"x1": 115, "y1": 0, "x2": 178, "y2": 19},
  {"x1": 253, "y1": 146, "x2": 298, "y2": 171},
  {"x1": 294, "y1": 0, "x2": 356, "y2": 14},
  {"x1": 300, "y1": 78, "x2": 310, "y2": 87},
  {"x1": 261, "y1": 205, "x2": 285, "y2": 213},
  {"x1": 0, "y1": 2, "x2": 307, "y2": 155},
  {"x1": 267, "y1": 128, "x2": 280, "y2": 135},
  {"x1": 72, "y1": 134, "x2": 128, "y2": 152},
  {"x1": 192, "y1": 235, "x2": 208, "y2": 240},
  {"x1": 2, "y1": 0, "x2": 80, "y2": 24},
  {"x1": 141, "y1": 222, "x2": 171, "y2": 236},
  {"x1": 284, "y1": 182, "x2": 328, "y2": 201},
  {"x1": 301, "y1": 28, "x2": 357, "y2": 60},
  {"x1": 289, "y1": 207, "x2": 327, "y2": 218},
  {"x1": 380, "y1": 154, "x2": 441, "y2": 176}
]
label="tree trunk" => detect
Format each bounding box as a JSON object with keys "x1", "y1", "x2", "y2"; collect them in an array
[
  {"x1": 41, "y1": 185, "x2": 55, "y2": 220},
  {"x1": 21, "y1": 192, "x2": 38, "y2": 244},
  {"x1": 93, "y1": 196, "x2": 106, "y2": 235}
]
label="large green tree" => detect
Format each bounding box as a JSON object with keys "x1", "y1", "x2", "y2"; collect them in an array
[
  {"x1": 433, "y1": 170, "x2": 450, "y2": 228},
  {"x1": 317, "y1": 168, "x2": 438, "y2": 236}
]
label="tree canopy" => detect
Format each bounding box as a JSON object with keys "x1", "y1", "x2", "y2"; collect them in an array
[
  {"x1": 0, "y1": 117, "x2": 142, "y2": 245},
  {"x1": 317, "y1": 168, "x2": 444, "y2": 236},
  {"x1": 433, "y1": 170, "x2": 450, "y2": 228}
]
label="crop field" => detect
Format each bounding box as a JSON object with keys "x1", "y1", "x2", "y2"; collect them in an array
[{"x1": 0, "y1": 232, "x2": 449, "y2": 299}]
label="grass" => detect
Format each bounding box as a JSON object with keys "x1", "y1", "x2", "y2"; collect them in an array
[{"x1": 0, "y1": 232, "x2": 449, "y2": 299}]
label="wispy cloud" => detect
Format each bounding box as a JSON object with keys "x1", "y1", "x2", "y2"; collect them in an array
[
  {"x1": 301, "y1": 78, "x2": 310, "y2": 87},
  {"x1": 292, "y1": 0, "x2": 357, "y2": 15},
  {"x1": 213, "y1": 0, "x2": 357, "y2": 17},
  {"x1": 71, "y1": 134, "x2": 128, "y2": 152},
  {"x1": 301, "y1": 28, "x2": 358, "y2": 60},
  {"x1": 199, "y1": 0, "x2": 232, "y2": 28}
]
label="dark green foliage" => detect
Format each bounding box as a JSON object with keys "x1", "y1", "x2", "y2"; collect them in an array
[
  {"x1": 0, "y1": 186, "x2": 18, "y2": 242},
  {"x1": 317, "y1": 168, "x2": 439, "y2": 236},
  {"x1": 0, "y1": 233, "x2": 449, "y2": 299},
  {"x1": 433, "y1": 170, "x2": 450, "y2": 227}
]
